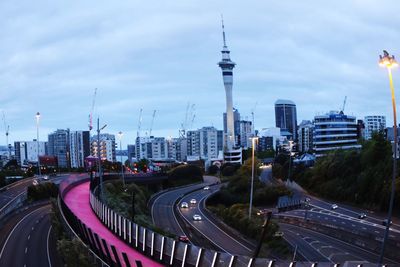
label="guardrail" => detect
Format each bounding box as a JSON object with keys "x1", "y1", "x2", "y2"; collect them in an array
[{"x1": 0, "y1": 191, "x2": 27, "y2": 221}]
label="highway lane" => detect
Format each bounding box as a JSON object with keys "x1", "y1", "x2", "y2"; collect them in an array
[
  {"x1": 0, "y1": 204, "x2": 54, "y2": 267},
  {"x1": 177, "y1": 185, "x2": 255, "y2": 256},
  {"x1": 280, "y1": 223, "x2": 398, "y2": 264},
  {"x1": 281, "y1": 205, "x2": 400, "y2": 241},
  {"x1": 151, "y1": 175, "x2": 219, "y2": 237},
  {"x1": 0, "y1": 177, "x2": 34, "y2": 210}
]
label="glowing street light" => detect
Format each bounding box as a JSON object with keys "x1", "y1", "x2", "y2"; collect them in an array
[
  {"x1": 35, "y1": 112, "x2": 41, "y2": 176},
  {"x1": 118, "y1": 131, "x2": 125, "y2": 186},
  {"x1": 378, "y1": 50, "x2": 398, "y2": 265}
]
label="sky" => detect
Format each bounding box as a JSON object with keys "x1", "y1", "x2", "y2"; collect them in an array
[{"x1": 1, "y1": 1, "x2": 400, "y2": 145}]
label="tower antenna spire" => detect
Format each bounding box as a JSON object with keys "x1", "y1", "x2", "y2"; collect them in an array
[{"x1": 221, "y1": 14, "x2": 227, "y2": 47}]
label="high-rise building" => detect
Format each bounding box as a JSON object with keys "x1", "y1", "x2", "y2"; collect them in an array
[
  {"x1": 218, "y1": 19, "x2": 242, "y2": 164},
  {"x1": 298, "y1": 120, "x2": 314, "y2": 153},
  {"x1": 48, "y1": 129, "x2": 70, "y2": 168},
  {"x1": 187, "y1": 127, "x2": 223, "y2": 160},
  {"x1": 259, "y1": 127, "x2": 281, "y2": 151},
  {"x1": 151, "y1": 137, "x2": 168, "y2": 160},
  {"x1": 313, "y1": 111, "x2": 361, "y2": 157},
  {"x1": 166, "y1": 138, "x2": 187, "y2": 162},
  {"x1": 127, "y1": 144, "x2": 136, "y2": 162},
  {"x1": 91, "y1": 133, "x2": 116, "y2": 162},
  {"x1": 363, "y1": 116, "x2": 386, "y2": 140},
  {"x1": 14, "y1": 140, "x2": 46, "y2": 166},
  {"x1": 69, "y1": 131, "x2": 90, "y2": 168},
  {"x1": 238, "y1": 120, "x2": 253, "y2": 149},
  {"x1": 275, "y1": 99, "x2": 298, "y2": 141}
]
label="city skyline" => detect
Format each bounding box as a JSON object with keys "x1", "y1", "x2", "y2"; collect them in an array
[{"x1": 1, "y1": 1, "x2": 400, "y2": 144}]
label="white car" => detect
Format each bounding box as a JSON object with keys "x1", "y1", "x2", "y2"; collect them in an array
[
  {"x1": 203, "y1": 186, "x2": 210, "y2": 190},
  {"x1": 274, "y1": 231, "x2": 284, "y2": 237},
  {"x1": 32, "y1": 179, "x2": 39, "y2": 186},
  {"x1": 180, "y1": 202, "x2": 189, "y2": 208},
  {"x1": 42, "y1": 175, "x2": 49, "y2": 180},
  {"x1": 190, "y1": 199, "x2": 197, "y2": 204},
  {"x1": 331, "y1": 204, "x2": 338, "y2": 210},
  {"x1": 193, "y1": 214, "x2": 202, "y2": 221}
]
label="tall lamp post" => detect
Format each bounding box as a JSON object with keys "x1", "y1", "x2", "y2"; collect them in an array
[
  {"x1": 249, "y1": 136, "x2": 258, "y2": 219},
  {"x1": 35, "y1": 112, "x2": 41, "y2": 177},
  {"x1": 97, "y1": 118, "x2": 107, "y2": 201},
  {"x1": 118, "y1": 131, "x2": 125, "y2": 186},
  {"x1": 378, "y1": 50, "x2": 398, "y2": 265}
]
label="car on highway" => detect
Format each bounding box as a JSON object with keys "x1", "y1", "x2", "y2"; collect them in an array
[
  {"x1": 180, "y1": 202, "x2": 189, "y2": 208},
  {"x1": 203, "y1": 186, "x2": 210, "y2": 190},
  {"x1": 274, "y1": 231, "x2": 284, "y2": 237},
  {"x1": 178, "y1": 235, "x2": 189, "y2": 243},
  {"x1": 32, "y1": 179, "x2": 39, "y2": 186},
  {"x1": 42, "y1": 175, "x2": 49, "y2": 180},
  {"x1": 193, "y1": 214, "x2": 202, "y2": 221},
  {"x1": 331, "y1": 204, "x2": 338, "y2": 210},
  {"x1": 382, "y1": 219, "x2": 393, "y2": 226},
  {"x1": 358, "y1": 213, "x2": 367, "y2": 219},
  {"x1": 190, "y1": 198, "x2": 197, "y2": 204}
]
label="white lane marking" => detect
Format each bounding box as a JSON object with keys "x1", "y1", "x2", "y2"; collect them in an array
[
  {"x1": 27, "y1": 235, "x2": 30, "y2": 240},
  {"x1": 196, "y1": 191, "x2": 253, "y2": 252},
  {"x1": 25, "y1": 247, "x2": 28, "y2": 254},
  {"x1": 0, "y1": 206, "x2": 48, "y2": 260},
  {"x1": 47, "y1": 225, "x2": 53, "y2": 267},
  {"x1": 31, "y1": 226, "x2": 34, "y2": 231}
]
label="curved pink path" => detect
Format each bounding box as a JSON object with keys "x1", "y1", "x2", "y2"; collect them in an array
[{"x1": 64, "y1": 181, "x2": 163, "y2": 267}]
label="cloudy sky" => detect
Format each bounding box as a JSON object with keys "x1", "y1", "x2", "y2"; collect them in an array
[{"x1": 1, "y1": 1, "x2": 400, "y2": 145}]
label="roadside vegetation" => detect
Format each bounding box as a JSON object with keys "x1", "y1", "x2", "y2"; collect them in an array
[
  {"x1": 292, "y1": 132, "x2": 400, "y2": 212},
  {"x1": 27, "y1": 182, "x2": 58, "y2": 201},
  {"x1": 207, "y1": 159, "x2": 291, "y2": 258},
  {"x1": 50, "y1": 199, "x2": 93, "y2": 266}
]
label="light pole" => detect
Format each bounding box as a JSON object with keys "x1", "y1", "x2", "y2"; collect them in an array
[
  {"x1": 35, "y1": 112, "x2": 41, "y2": 177},
  {"x1": 287, "y1": 140, "x2": 294, "y2": 181},
  {"x1": 97, "y1": 118, "x2": 107, "y2": 201},
  {"x1": 118, "y1": 131, "x2": 125, "y2": 186},
  {"x1": 249, "y1": 136, "x2": 258, "y2": 219},
  {"x1": 378, "y1": 50, "x2": 398, "y2": 265}
]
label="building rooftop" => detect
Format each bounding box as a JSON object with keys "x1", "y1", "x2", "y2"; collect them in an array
[{"x1": 275, "y1": 99, "x2": 296, "y2": 105}]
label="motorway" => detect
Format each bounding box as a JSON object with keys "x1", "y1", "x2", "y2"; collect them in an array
[
  {"x1": 0, "y1": 177, "x2": 34, "y2": 212},
  {"x1": 0, "y1": 203, "x2": 60, "y2": 267},
  {"x1": 177, "y1": 185, "x2": 255, "y2": 256}
]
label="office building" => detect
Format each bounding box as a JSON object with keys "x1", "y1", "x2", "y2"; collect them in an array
[
  {"x1": 14, "y1": 140, "x2": 46, "y2": 165},
  {"x1": 363, "y1": 116, "x2": 386, "y2": 140},
  {"x1": 127, "y1": 144, "x2": 136, "y2": 162},
  {"x1": 48, "y1": 129, "x2": 70, "y2": 168},
  {"x1": 238, "y1": 120, "x2": 253, "y2": 149},
  {"x1": 69, "y1": 131, "x2": 90, "y2": 168},
  {"x1": 298, "y1": 120, "x2": 314, "y2": 153},
  {"x1": 313, "y1": 111, "x2": 361, "y2": 157},
  {"x1": 275, "y1": 99, "x2": 298, "y2": 141}
]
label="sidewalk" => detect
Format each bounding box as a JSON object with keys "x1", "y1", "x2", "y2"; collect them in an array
[{"x1": 64, "y1": 182, "x2": 162, "y2": 267}]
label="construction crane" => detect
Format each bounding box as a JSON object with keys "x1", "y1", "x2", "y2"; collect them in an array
[
  {"x1": 149, "y1": 110, "x2": 156, "y2": 136},
  {"x1": 137, "y1": 108, "x2": 143, "y2": 139},
  {"x1": 2, "y1": 111, "x2": 10, "y2": 158},
  {"x1": 341, "y1": 96, "x2": 347, "y2": 113},
  {"x1": 88, "y1": 88, "x2": 97, "y2": 131}
]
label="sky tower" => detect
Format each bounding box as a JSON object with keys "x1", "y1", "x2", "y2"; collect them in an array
[{"x1": 218, "y1": 18, "x2": 242, "y2": 164}]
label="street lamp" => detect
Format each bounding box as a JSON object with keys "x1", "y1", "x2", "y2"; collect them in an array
[
  {"x1": 97, "y1": 117, "x2": 107, "y2": 201},
  {"x1": 118, "y1": 131, "x2": 125, "y2": 186},
  {"x1": 35, "y1": 112, "x2": 41, "y2": 177},
  {"x1": 249, "y1": 136, "x2": 258, "y2": 219},
  {"x1": 378, "y1": 50, "x2": 398, "y2": 265}
]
